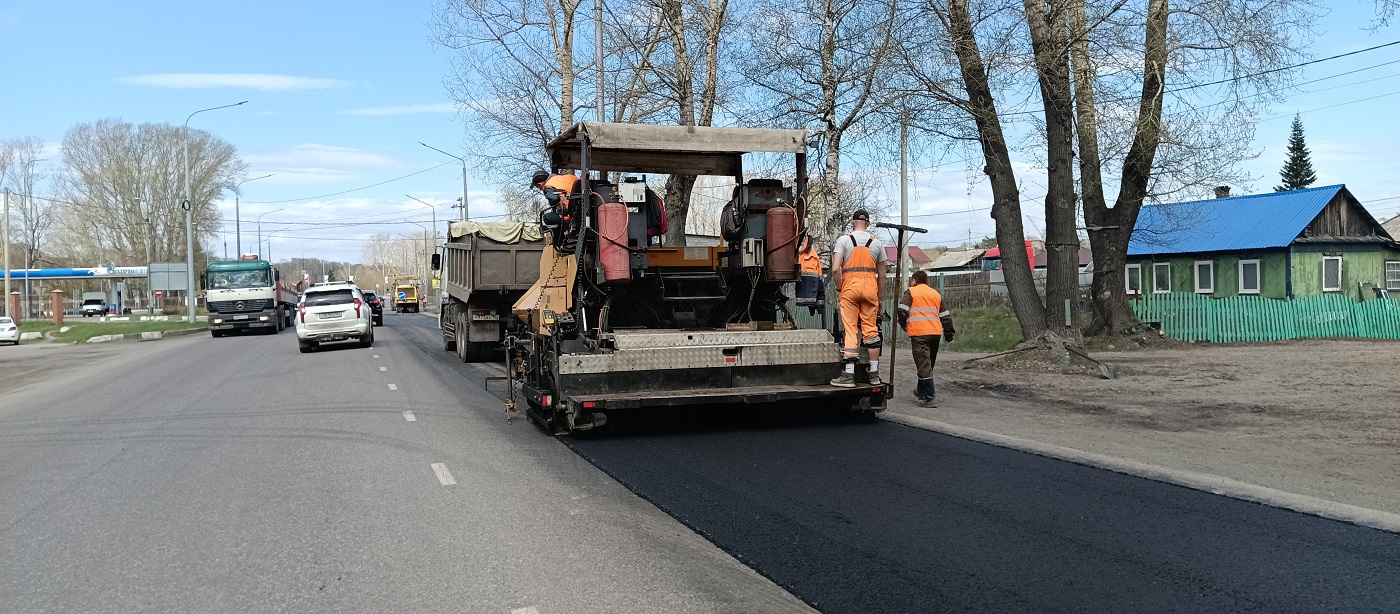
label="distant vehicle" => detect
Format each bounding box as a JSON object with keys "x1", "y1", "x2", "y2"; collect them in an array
[
  {"x1": 0, "y1": 317, "x2": 17, "y2": 345},
  {"x1": 295, "y1": 282, "x2": 373, "y2": 353},
  {"x1": 80, "y1": 292, "x2": 106, "y2": 317},
  {"x1": 361, "y1": 291, "x2": 385, "y2": 326},
  {"x1": 203, "y1": 256, "x2": 298, "y2": 337},
  {"x1": 393, "y1": 283, "x2": 420, "y2": 313}
]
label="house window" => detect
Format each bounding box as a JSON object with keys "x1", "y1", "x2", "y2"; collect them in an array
[
  {"x1": 1386, "y1": 261, "x2": 1400, "y2": 292},
  {"x1": 1194, "y1": 261, "x2": 1215, "y2": 294},
  {"x1": 1239, "y1": 259, "x2": 1261, "y2": 294},
  {"x1": 1125, "y1": 264, "x2": 1141, "y2": 295},
  {"x1": 1323, "y1": 256, "x2": 1343, "y2": 292},
  {"x1": 1153, "y1": 262, "x2": 1171, "y2": 293}
]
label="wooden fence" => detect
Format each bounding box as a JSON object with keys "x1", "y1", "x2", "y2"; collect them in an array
[{"x1": 1133, "y1": 293, "x2": 1400, "y2": 342}]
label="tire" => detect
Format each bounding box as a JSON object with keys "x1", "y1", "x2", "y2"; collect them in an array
[
  {"x1": 211, "y1": 330, "x2": 223, "y2": 338},
  {"x1": 298, "y1": 339, "x2": 315, "y2": 353},
  {"x1": 276, "y1": 312, "x2": 285, "y2": 331},
  {"x1": 442, "y1": 312, "x2": 457, "y2": 352},
  {"x1": 374, "y1": 315, "x2": 383, "y2": 327},
  {"x1": 468, "y1": 342, "x2": 492, "y2": 362},
  {"x1": 455, "y1": 313, "x2": 469, "y2": 362},
  {"x1": 360, "y1": 329, "x2": 374, "y2": 348}
]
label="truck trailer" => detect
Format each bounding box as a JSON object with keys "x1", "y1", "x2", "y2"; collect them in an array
[
  {"x1": 436, "y1": 222, "x2": 546, "y2": 362},
  {"x1": 203, "y1": 256, "x2": 298, "y2": 336},
  {"x1": 507, "y1": 122, "x2": 886, "y2": 434}
]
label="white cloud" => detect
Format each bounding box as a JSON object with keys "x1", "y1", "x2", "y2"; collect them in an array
[
  {"x1": 340, "y1": 103, "x2": 459, "y2": 116},
  {"x1": 244, "y1": 144, "x2": 401, "y2": 172},
  {"x1": 118, "y1": 73, "x2": 350, "y2": 91}
]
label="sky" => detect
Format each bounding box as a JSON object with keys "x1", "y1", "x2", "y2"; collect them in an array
[{"x1": 4, "y1": 0, "x2": 1400, "y2": 262}]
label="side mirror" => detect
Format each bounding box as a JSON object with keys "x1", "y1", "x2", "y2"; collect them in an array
[
  {"x1": 431, "y1": 253, "x2": 441, "y2": 271},
  {"x1": 199, "y1": 273, "x2": 207, "y2": 290},
  {"x1": 274, "y1": 269, "x2": 281, "y2": 282}
]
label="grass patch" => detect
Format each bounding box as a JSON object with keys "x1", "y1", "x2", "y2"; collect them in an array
[
  {"x1": 945, "y1": 304, "x2": 1022, "y2": 353},
  {"x1": 55, "y1": 321, "x2": 204, "y2": 343},
  {"x1": 17, "y1": 321, "x2": 59, "y2": 336}
]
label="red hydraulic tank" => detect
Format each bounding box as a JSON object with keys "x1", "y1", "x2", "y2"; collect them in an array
[
  {"x1": 765, "y1": 206, "x2": 798, "y2": 281},
  {"x1": 598, "y1": 200, "x2": 631, "y2": 283}
]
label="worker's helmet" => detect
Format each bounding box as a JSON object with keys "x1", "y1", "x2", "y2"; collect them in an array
[{"x1": 531, "y1": 169, "x2": 550, "y2": 187}]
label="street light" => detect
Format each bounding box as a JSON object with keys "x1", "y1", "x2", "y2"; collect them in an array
[
  {"x1": 184, "y1": 100, "x2": 248, "y2": 323},
  {"x1": 234, "y1": 174, "x2": 273, "y2": 256},
  {"x1": 256, "y1": 208, "x2": 285, "y2": 258},
  {"x1": 419, "y1": 142, "x2": 469, "y2": 221}
]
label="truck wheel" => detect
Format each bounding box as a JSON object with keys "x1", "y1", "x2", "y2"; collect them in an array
[
  {"x1": 442, "y1": 313, "x2": 457, "y2": 352},
  {"x1": 211, "y1": 330, "x2": 223, "y2": 338},
  {"x1": 455, "y1": 314, "x2": 469, "y2": 362},
  {"x1": 276, "y1": 312, "x2": 285, "y2": 331},
  {"x1": 470, "y1": 342, "x2": 493, "y2": 362}
]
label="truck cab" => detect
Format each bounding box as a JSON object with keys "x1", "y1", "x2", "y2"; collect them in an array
[{"x1": 204, "y1": 256, "x2": 297, "y2": 337}]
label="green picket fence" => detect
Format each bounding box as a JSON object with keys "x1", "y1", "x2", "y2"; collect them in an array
[{"x1": 1133, "y1": 293, "x2": 1400, "y2": 342}]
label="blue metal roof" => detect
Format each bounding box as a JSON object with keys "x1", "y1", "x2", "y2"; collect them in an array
[{"x1": 1127, "y1": 185, "x2": 1344, "y2": 256}]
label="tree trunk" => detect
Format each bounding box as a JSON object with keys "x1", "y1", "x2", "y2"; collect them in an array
[
  {"x1": 1083, "y1": 0, "x2": 1169, "y2": 335},
  {"x1": 947, "y1": 0, "x2": 1046, "y2": 339},
  {"x1": 1021, "y1": 0, "x2": 1080, "y2": 335},
  {"x1": 661, "y1": 0, "x2": 697, "y2": 247}
]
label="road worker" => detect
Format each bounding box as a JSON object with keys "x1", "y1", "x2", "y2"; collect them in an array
[
  {"x1": 897, "y1": 270, "x2": 956, "y2": 407},
  {"x1": 795, "y1": 234, "x2": 825, "y2": 316},
  {"x1": 830, "y1": 209, "x2": 886, "y2": 387},
  {"x1": 532, "y1": 170, "x2": 581, "y2": 245}
]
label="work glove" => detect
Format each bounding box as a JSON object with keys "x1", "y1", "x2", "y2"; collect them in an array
[{"x1": 943, "y1": 331, "x2": 955, "y2": 344}]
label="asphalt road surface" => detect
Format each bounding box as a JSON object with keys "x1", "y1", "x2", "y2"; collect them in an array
[
  {"x1": 0, "y1": 313, "x2": 811, "y2": 613},
  {"x1": 386, "y1": 315, "x2": 1400, "y2": 614}
]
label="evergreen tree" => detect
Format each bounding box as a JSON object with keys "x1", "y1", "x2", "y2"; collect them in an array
[{"x1": 1275, "y1": 114, "x2": 1317, "y2": 191}]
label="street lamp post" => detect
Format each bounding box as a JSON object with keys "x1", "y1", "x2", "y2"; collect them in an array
[
  {"x1": 234, "y1": 174, "x2": 273, "y2": 256},
  {"x1": 419, "y1": 142, "x2": 468, "y2": 221},
  {"x1": 256, "y1": 208, "x2": 285, "y2": 260},
  {"x1": 184, "y1": 101, "x2": 247, "y2": 323}
]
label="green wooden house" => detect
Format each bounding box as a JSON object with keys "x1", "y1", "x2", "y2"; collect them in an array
[{"x1": 1126, "y1": 185, "x2": 1400, "y2": 301}]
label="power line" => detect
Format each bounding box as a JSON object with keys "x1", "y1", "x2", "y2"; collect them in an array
[{"x1": 241, "y1": 161, "x2": 457, "y2": 204}]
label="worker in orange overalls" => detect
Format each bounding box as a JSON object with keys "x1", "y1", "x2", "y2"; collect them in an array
[
  {"x1": 532, "y1": 169, "x2": 581, "y2": 245},
  {"x1": 830, "y1": 209, "x2": 887, "y2": 387},
  {"x1": 898, "y1": 270, "x2": 956, "y2": 407},
  {"x1": 795, "y1": 234, "x2": 825, "y2": 315}
]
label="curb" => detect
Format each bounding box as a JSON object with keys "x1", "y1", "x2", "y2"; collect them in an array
[
  {"x1": 880, "y1": 411, "x2": 1400, "y2": 535},
  {"x1": 83, "y1": 327, "x2": 207, "y2": 344}
]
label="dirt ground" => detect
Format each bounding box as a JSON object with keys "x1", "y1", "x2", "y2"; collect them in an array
[{"x1": 886, "y1": 338, "x2": 1400, "y2": 514}]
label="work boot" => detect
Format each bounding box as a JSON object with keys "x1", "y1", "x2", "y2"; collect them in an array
[
  {"x1": 867, "y1": 371, "x2": 883, "y2": 387},
  {"x1": 917, "y1": 396, "x2": 938, "y2": 408},
  {"x1": 830, "y1": 372, "x2": 855, "y2": 388}
]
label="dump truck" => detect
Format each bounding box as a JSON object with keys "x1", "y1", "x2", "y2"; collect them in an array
[
  {"x1": 392, "y1": 282, "x2": 420, "y2": 313},
  {"x1": 506, "y1": 122, "x2": 887, "y2": 434},
  {"x1": 433, "y1": 222, "x2": 546, "y2": 362},
  {"x1": 203, "y1": 256, "x2": 298, "y2": 336}
]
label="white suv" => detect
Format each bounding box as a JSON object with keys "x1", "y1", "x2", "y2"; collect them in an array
[{"x1": 296, "y1": 283, "x2": 374, "y2": 353}]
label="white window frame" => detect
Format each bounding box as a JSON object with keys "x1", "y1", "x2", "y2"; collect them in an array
[
  {"x1": 1125, "y1": 264, "x2": 1142, "y2": 295},
  {"x1": 1238, "y1": 259, "x2": 1261, "y2": 295},
  {"x1": 1153, "y1": 262, "x2": 1172, "y2": 294},
  {"x1": 1194, "y1": 260, "x2": 1215, "y2": 294},
  {"x1": 1322, "y1": 256, "x2": 1343, "y2": 292},
  {"x1": 1385, "y1": 261, "x2": 1400, "y2": 292}
]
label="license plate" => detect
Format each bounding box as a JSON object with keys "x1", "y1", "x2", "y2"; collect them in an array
[
  {"x1": 233, "y1": 315, "x2": 249, "y2": 320},
  {"x1": 318, "y1": 312, "x2": 341, "y2": 319}
]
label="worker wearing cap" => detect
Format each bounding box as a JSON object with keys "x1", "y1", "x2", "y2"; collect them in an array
[
  {"x1": 532, "y1": 170, "x2": 580, "y2": 244},
  {"x1": 830, "y1": 209, "x2": 886, "y2": 387},
  {"x1": 898, "y1": 270, "x2": 956, "y2": 407}
]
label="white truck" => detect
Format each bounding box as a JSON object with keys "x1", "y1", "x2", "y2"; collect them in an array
[
  {"x1": 80, "y1": 291, "x2": 108, "y2": 317},
  {"x1": 203, "y1": 256, "x2": 298, "y2": 337}
]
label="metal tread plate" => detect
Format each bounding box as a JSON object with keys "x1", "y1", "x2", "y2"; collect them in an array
[
  {"x1": 567, "y1": 382, "x2": 879, "y2": 408},
  {"x1": 610, "y1": 328, "x2": 833, "y2": 349}
]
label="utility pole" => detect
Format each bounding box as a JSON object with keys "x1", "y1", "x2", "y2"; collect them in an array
[
  {"x1": 596, "y1": 0, "x2": 605, "y2": 122},
  {"x1": 183, "y1": 101, "x2": 248, "y2": 323},
  {"x1": 3, "y1": 188, "x2": 9, "y2": 318},
  {"x1": 142, "y1": 198, "x2": 154, "y2": 311},
  {"x1": 899, "y1": 110, "x2": 910, "y2": 278}
]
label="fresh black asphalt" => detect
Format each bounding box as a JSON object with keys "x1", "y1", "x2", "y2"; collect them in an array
[{"x1": 394, "y1": 317, "x2": 1400, "y2": 614}]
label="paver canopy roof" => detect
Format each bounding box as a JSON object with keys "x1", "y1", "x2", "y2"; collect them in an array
[{"x1": 546, "y1": 122, "x2": 806, "y2": 176}]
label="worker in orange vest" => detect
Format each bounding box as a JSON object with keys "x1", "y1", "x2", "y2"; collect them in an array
[
  {"x1": 795, "y1": 234, "x2": 825, "y2": 315},
  {"x1": 898, "y1": 270, "x2": 956, "y2": 407},
  {"x1": 532, "y1": 169, "x2": 581, "y2": 245},
  {"x1": 830, "y1": 209, "x2": 887, "y2": 387}
]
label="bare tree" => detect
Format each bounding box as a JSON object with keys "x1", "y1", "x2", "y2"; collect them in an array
[
  {"x1": 503, "y1": 186, "x2": 547, "y2": 222},
  {"x1": 51, "y1": 119, "x2": 245, "y2": 270}
]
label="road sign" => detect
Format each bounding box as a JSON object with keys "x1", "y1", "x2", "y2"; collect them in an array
[
  {"x1": 155, "y1": 290, "x2": 164, "y2": 297},
  {"x1": 397, "y1": 291, "x2": 407, "y2": 301}
]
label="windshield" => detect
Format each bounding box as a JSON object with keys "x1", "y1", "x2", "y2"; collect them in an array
[
  {"x1": 208, "y1": 269, "x2": 272, "y2": 290},
  {"x1": 304, "y1": 289, "x2": 355, "y2": 306},
  {"x1": 82, "y1": 299, "x2": 105, "y2": 305}
]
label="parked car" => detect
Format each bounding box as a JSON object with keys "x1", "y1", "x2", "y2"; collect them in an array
[
  {"x1": 0, "y1": 317, "x2": 18, "y2": 345},
  {"x1": 361, "y1": 291, "x2": 384, "y2": 326},
  {"x1": 80, "y1": 291, "x2": 107, "y2": 317},
  {"x1": 295, "y1": 282, "x2": 373, "y2": 353}
]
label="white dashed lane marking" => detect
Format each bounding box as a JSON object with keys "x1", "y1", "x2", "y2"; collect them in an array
[
  {"x1": 511, "y1": 607, "x2": 540, "y2": 614},
  {"x1": 379, "y1": 366, "x2": 387, "y2": 371},
  {"x1": 373, "y1": 355, "x2": 380, "y2": 359},
  {"x1": 403, "y1": 411, "x2": 416, "y2": 422},
  {"x1": 431, "y1": 463, "x2": 456, "y2": 486},
  {"x1": 388, "y1": 384, "x2": 398, "y2": 391}
]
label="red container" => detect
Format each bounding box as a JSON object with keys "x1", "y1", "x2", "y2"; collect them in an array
[
  {"x1": 765, "y1": 206, "x2": 798, "y2": 281},
  {"x1": 598, "y1": 201, "x2": 631, "y2": 283}
]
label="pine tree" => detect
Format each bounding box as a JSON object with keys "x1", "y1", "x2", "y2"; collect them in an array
[{"x1": 1275, "y1": 114, "x2": 1317, "y2": 192}]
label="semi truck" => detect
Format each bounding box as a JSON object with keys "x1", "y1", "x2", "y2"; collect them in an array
[
  {"x1": 203, "y1": 255, "x2": 298, "y2": 337},
  {"x1": 434, "y1": 222, "x2": 546, "y2": 362},
  {"x1": 506, "y1": 121, "x2": 887, "y2": 434}
]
